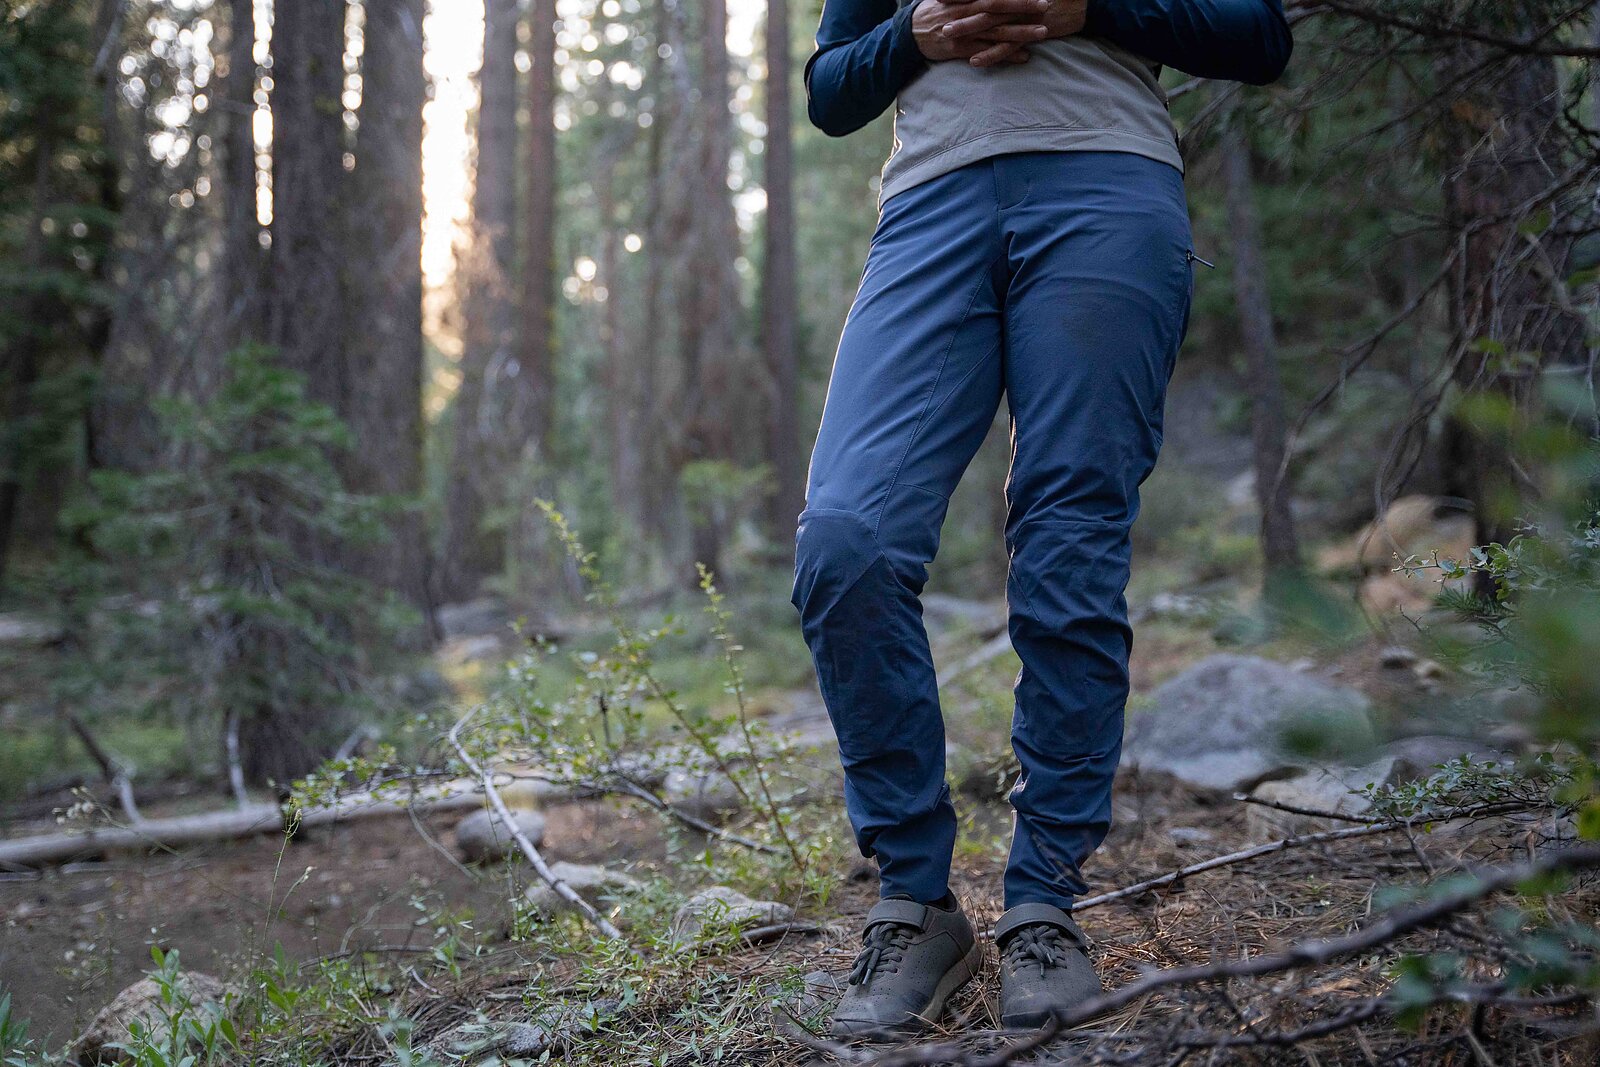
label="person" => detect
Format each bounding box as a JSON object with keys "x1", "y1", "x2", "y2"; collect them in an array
[{"x1": 790, "y1": 0, "x2": 1292, "y2": 1038}]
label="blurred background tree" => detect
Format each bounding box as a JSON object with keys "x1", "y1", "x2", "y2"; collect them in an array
[{"x1": 0, "y1": 0, "x2": 1595, "y2": 792}]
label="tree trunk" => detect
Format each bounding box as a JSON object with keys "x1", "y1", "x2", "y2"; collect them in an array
[
  {"x1": 440, "y1": 0, "x2": 520, "y2": 600},
  {"x1": 762, "y1": 0, "x2": 803, "y2": 537},
  {"x1": 1438, "y1": 42, "x2": 1577, "y2": 586},
  {"x1": 243, "y1": 0, "x2": 352, "y2": 781},
  {"x1": 521, "y1": 0, "x2": 559, "y2": 459},
  {"x1": 268, "y1": 0, "x2": 347, "y2": 409},
  {"x1": 1220, "y1": 122, "x2": 1301, "y2": 583},
  {"x1": 681, "y1": 0, "x2": 745, "y2": 578},
  {"x1": 0, "y1": 140, "x2": 54, "y2": 603},
  {"x1": 220, "y1": 0, "x2": 264, "y2": 346},
  {"x1": 345, "y1": 0, "x2": 434, "y2": 625}
]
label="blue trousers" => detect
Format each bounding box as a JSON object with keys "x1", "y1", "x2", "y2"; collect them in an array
[{"x1": 792, "y1": 151, "x2": 1193, "y2": 909}]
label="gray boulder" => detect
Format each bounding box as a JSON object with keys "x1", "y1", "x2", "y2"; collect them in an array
[
  {"x1": 669, "y1": 886, "x2": 794, "y2": 949},
  {"x1": 1122, "y1": 654, "x2": 1375, "y2": 792},
  {"x1": 453, "y1": 807, "x2": 547, "y2": 864},
  {"x1": 524, "y1": 862, "x2": 644, "y2": 917},
  {"x1": 72, "y1": 973, "x2": 232, "y2": 1064}
]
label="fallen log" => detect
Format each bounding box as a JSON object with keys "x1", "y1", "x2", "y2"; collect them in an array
[{"x1": 0, "y1": 776, "x2": 559, "y2": 870}]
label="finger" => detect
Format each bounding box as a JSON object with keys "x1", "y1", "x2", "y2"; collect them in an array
[
  {"x1": 961, "y1": 0, "x2": 1049, "y2": 17},
  {"x1": 965, "y1": 22, "x2": 1050, "y2": 42},
  {"x1": 942, "y1": 12, "x2": 1039, "y2": 37},
  {"x1": 969, "y1": 40, "x2": 1025, "y2": 67}
]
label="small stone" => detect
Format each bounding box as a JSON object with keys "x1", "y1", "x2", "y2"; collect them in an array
[
  {"x1": 523, "y1": 862, "x2": 644, "y2": 917},
  {"x1": 423, "y1": 1000, "x2": 620, "y2": 1062},
  {"x1": 669, "y1": 886, "x2": 794, "y2": 948},
  {"x1": 1167, "y1": 826, "x2": 1215, "y2": 846},
  {"x1": 1413, "y1": 659, "x2": 1447, "y2": 681},
  {"x1": 0, "y1": 613, "x2": 63, "y2": 648},
  {"x1": 72, "y1": 973, "x2": 233, "y2": 1064},
  {"x1": 453, "y1": 807, "x2": 547, "y2": 864},
  {"x1": 661, "y1": 768, "x2": 744, "y2": 823},
  {"x1": 1379, "y1": 645, "x2": 1419, "y2": 669}
]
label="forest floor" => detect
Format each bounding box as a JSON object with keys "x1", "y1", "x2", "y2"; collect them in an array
[{"x1": 1, "y1": 584, "x2": 1591, "y2": 1063}]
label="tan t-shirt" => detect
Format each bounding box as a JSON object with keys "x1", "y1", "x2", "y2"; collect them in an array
[{"x1": 879, "y1": 27, "x2": 1183, "y2": 204}]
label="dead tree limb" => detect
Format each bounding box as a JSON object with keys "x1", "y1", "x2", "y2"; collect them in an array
[{"x1": 448, "y1": 704, "x2": 626, "y2": 941}]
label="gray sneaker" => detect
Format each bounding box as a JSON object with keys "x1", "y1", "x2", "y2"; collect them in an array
[
  {"x1": 831, "y1": 897, "x2": 984, "y2": 1039},
  {"x1": 996, "y1": 903, "x2": 1103, "y2": 1029}
]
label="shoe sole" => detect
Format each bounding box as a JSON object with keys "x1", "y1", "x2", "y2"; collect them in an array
[
  {"x1": 1000, "y1": 988, "x2": 1107, "y2": 1030},
  {"x1": 832, "y1": 939, "x2": 986, "y2": 1040}
]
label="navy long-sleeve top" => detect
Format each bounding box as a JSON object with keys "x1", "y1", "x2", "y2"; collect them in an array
[{"x1": 804, "y1": 0, "x2": 1293, "y2": 137}]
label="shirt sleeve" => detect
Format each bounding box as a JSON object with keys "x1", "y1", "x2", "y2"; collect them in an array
[
  {"x1": 1084, "y1": 0, "x2": 1293, "y2": 85},
  {"x1": 804, "y1": 0, "x2": 929, "y2": 137}
]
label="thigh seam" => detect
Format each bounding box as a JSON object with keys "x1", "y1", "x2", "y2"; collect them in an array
[{"x1": 872, "y1": 251, "x2": 1005, "y2": 541}]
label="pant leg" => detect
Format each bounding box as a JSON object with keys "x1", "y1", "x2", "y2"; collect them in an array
[
  {"x1": 993, "y1": 151, "x2": 1194, "y2": 909},
  {"x1": 792, "y1": 162, "x2": 1007, "y2": 904}
]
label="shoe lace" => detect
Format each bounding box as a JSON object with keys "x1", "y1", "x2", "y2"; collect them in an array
[
  {"x1": 847, "y1": 922, "x2": 915, "y2": 986},
  {"x1": 1002, "y1": 924, "x2": 1071, "y2": 978}
]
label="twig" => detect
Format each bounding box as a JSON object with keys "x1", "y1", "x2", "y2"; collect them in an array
[
  {"x1": 610, "y1": 774, "x2": 783, "y2": 854},
  {"x1": 447, "y1": 704, "x2": 626, "y2": 942},
  {"x1": 1068, "y1": 801, "x2": 1542, "y2": 916},
  {"x1": 1047, "y1": 846, "x2": 1600, "y2": 1033},
  {"x1": 1231, "y1": 791, "x2": 1383, "y2": 824}
]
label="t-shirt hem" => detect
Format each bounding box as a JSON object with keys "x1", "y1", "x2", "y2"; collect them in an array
[{"x1": 879, "y1": 127, "x2": 1184, "y2": 206}]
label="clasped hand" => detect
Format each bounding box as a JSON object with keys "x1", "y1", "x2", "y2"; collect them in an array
[{"x1": 912, "y1": 0, "x2": 1086, "y2": 68}]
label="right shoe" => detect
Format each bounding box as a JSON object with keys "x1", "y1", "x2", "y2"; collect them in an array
[
  {"x1": 830, "y1": 897, "x2": 984, "y2": 1039},
  {"x1": 995, "y1": 903, "x2": 1103, "y2": 1029}
]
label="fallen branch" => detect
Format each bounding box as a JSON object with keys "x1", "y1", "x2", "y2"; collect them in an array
[
  {"x1": 1055, "y1": 845, "x2": 1600, "y2": 1033},
  {"x1": 1067, "y1": 800, "x2": 1543, "y2": 916},
  {"x1": 448, "y1": 704, "x2": 626, "y2": 941},
  {"x1": 0, "y1": 776, "x2": 507, "y2": 869},
  {"x1": 1231, "y1": 790, "x2": 1382, "y2": 824}
]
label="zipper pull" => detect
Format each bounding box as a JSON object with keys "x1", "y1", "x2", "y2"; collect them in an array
[{"x1": 1186, "y1": 249, "x2": 1216, "y2": 269}]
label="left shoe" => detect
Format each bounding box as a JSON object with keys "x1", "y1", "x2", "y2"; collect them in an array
[{"x1": 995, "y1": 903, "x2": 1103, "y2": 1029}]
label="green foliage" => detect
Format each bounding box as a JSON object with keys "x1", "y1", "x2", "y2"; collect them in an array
[
  {"x1": 57, "y1": 347, "x2": 407, "y2": 784},
  {"x1": 109, "y1": 949, "x2": 238, "y2": 1067},
  {"x1": 0, "y1": 992, "x2": 38, "y2": 1067}
]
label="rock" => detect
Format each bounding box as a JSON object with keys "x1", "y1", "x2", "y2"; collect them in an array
[
  {"x1": 453, "y1": 807, "x2": 547, "y2": 864},
  {"x1": 0, "y1": 613, "x2": 63, "y2": 648},
  {"x1": 440, "y1": 633, "x2": 508, "y2": 667},
  {"x1": 72, "y1": 973, "x2": 232, "y2": 1064},
  {"x1": 661, "y1": 768, "x2": 744, "y2": 823},
  {"x1": 436, "y1": 596, "x2": 511, "y2": 639},
  {"x1": 669, "y1": 887, "x2": 794, "y2": 948},
  {"x1": 424, "y1": 1000, "x2": 620, "y2": 1062},
  {"x1": 1167, "y1": 826, "x2": 1215, "y2": 846},
  {"x1": 1245, "y1": 757, "x2": 1407, "y2": 838},
  {"x1": 1245, "y1": 736, "x2": 1509, "y2": 839},
  {"x1": 1122, "y1": 655, "x2": 1375, "y2": 792},
  {"x1": 1413, "y1": 659, "x2": 1447, "y2": 681},
  {"x1": 1379, "y1": 645, "x2": 1418, "y2": 669},
  {"x1": 523, "y1": 862, "x2": 644, "y2": 917},
  {"x1": 1382, "y1": 734, "x2": 1507, "y2": 773}
]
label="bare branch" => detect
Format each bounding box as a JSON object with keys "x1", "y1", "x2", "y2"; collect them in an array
[{"x1": 447, "y1": 704, "x2": 627, "y2": 942}]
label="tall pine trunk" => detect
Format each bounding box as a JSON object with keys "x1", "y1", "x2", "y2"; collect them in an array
[
  {"x1": 521, "y1": 0, "x2": 558, "y2": 458},
  {"x1": 345, "y1": 0, "x2": 434, "y2": 625},
  {"x1": 441, "y1": 0, "x2": 520, "y2": 600},
  {"x1": 1220, "y1": 121, "x2": 1300, "y2": 584},
  {"x1": 1438, "y1": 41, "x2": 1578, "y2": 588},
  {"x1": 762, "y1": 0, "x2": 802, "y2": 537}
]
